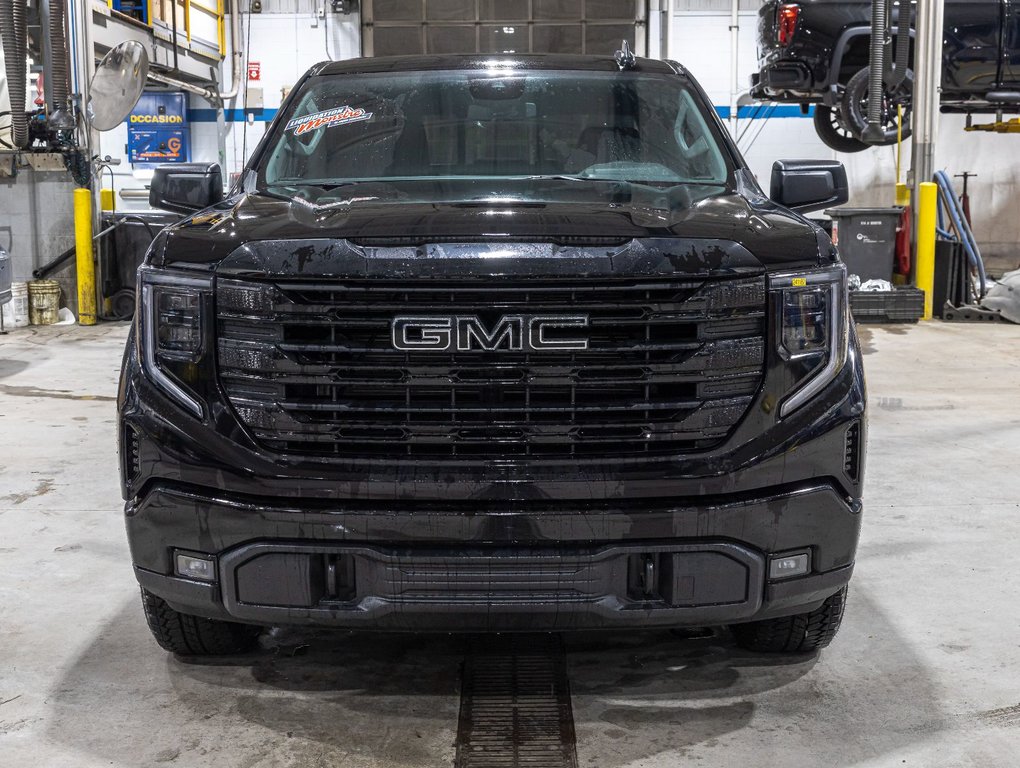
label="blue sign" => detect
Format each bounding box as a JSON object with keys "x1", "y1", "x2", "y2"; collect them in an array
[{"x1": 127, "y1": 92, "x2": 190, "y2": 164}]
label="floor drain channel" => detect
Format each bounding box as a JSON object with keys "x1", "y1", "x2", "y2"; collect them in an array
[{"x1": 455, "y1": 633, "x2": 578, "y2": 768}]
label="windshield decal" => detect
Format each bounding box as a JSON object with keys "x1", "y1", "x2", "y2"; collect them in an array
[{"x1": 285, "y1": 105, "x2": 373, "y2": 135}]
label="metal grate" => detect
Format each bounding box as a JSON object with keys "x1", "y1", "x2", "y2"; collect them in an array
[
  {"x1": 216, "y1": 275, "x2": 767, "y2": 461},
  {"x1": 456, "y1": 634, "x2": 578, "y2": 768},
  {"x1": 362, "y1": 0, "x2": 642, "y2": 57}
]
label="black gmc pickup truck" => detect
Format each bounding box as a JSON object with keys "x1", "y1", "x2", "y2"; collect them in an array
[
  {"x1": 753, "y1": 0, "x2": 1020, "y2": 151},
  {"x1": 120, "y1": 52, "x2": 866, "y2": 657}
]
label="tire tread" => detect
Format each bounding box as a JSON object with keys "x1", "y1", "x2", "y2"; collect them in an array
[
  {"x1": 141, "y1": 588, "x2": 260, "y2": 656},
  {"x1": 733, "y1": 586, "x2": 847, "y2": 653}
]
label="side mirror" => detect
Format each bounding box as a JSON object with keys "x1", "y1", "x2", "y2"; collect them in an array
[
  {"x1": 149, "y1": 163, "x2": 224, "y2": 215},
  {"x1": 770, "y1": 160, "x2": 849, "y2": 215}
]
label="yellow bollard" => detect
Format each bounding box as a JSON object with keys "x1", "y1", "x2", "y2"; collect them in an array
[
  {"x1": 74, "y1": 188, "x2": 97, "y2": 326},
  {"x1": 916, "y1": 182, "x2": 938, "y2": 321}
]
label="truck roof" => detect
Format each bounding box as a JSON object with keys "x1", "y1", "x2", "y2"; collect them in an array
[{"x1": 314, "y1": 53, "x2": 681, "y2": 77}]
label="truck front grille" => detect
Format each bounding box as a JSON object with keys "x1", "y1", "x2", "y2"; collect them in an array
[{"x1": 215, "y1": 276, "x2": 767, "y2": 460}]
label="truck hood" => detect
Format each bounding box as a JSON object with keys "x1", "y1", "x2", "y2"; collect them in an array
[{"x1": 155, "y1": 182, "x2": 832, "y2": 276}]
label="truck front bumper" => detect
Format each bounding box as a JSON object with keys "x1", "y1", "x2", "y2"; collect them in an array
[{"x1": 129, "y1": 481, "x2": 859, "y2": 632}]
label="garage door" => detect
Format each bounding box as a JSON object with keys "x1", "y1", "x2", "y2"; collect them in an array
[{"x1": 362, "y1": 0, "x2": 645, "y2": 57}]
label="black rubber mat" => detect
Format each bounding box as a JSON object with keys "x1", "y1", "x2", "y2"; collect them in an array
[{"x1": 455, "y1": 634, "x2": 578, "y2": 768}]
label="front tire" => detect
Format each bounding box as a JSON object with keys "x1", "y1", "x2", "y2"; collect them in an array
[
  {"x1": 813, "y1": 105, "x2": 870, "y2": 153},
  {"x1": 141, "y1": 588, "x2": 261, "y2": 656},
  {"x1": 732, "y1": 586, "x2": 848, "y2": 653}
]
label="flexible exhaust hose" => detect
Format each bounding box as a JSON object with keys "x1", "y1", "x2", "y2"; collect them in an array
[
  {"x1": 0, "y1": 0, "x2": 29, "y2": 148},
  {"x1": 894, "y1": 3, "x2": 911, "y2": 83},
  {"x1": 47, "y1": 0, "x2": 70, "y2": 119},
  {"x1": 863, "y1": 0, "x2": 888, "y2": 142}
]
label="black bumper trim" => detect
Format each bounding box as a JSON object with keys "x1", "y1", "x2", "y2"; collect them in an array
[
  {"x1": 134, "y1": 561, "x2": 853, "y2": 631},
  {"x1": 752, "y1": 62, "x2": 813, "y2": 97},
  {"x1": 218, "y1": 540, "x2": 766, "y2": 629}
]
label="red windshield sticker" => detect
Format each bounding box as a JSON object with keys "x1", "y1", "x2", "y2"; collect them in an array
[{"x1": 285, "y1": 105, "x2": 372, "y2": 135}]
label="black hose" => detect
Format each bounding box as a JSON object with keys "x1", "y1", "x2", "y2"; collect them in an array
[
  {"x1": 116, "y1": 215, "x2": 158, "y2": 241},
  {"x1": 863, "y1": 0, "x2": 888, "y2": 144},
  {"x1": 47, "y1": 0, "x2": 71, "y2": 118},
  {"x1": 893, "y1": 3, "x2": 911, "y2": 85},
  {"x1": 32, "y1": 222, "x2": 123, "y2": 279},
  {"x1": 0, "y1": 0, "x2": 29, "y2": 148}
]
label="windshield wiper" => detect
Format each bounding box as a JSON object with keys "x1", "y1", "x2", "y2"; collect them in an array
[
  {"x1": 268, "y1": 178, "x2": 360, "y2": 189},
  {"x1": 530, "y1": 174, "x2": 726, "y2": 187}
]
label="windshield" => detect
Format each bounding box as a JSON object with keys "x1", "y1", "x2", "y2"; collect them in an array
[{"x1": 257, "y1": 68, "x2": 734, "y2": 203}]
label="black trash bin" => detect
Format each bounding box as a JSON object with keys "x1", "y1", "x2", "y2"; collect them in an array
[{"x1": 825, "y1": 207, "x2": 903, "y2": 283}]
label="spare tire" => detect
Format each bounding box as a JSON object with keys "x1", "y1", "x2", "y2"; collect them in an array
[{"x1": 841, "y1": 67, "x2": 913, "y2": 146}]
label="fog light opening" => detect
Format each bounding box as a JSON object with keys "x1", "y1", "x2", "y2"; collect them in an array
[
  {"x1": 768, "y1": 552, "x2": 810, "y2": 580},
  {"x1": 174, "y1": 551, "x2": 216, "y2": 582}
]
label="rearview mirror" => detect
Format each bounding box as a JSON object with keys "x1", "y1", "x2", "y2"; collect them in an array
[
  {"x1": 149, "y1": 163, "x2": 224, "y2": 215},
  {"x1": 770, "y1": 160, "x2": 849, "y2": 214}
]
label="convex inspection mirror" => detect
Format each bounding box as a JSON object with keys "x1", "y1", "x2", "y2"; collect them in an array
[{"x1": 88, "y1": 40, "x2": 149, "y2": 131}]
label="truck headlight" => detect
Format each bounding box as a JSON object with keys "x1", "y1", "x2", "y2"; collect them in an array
[
  {"x1": 137, "y1": 268, "x2": 213, "y2": 418},
  {"x1": 772, "y1": 266, "x2": 848, "y2": 417}
]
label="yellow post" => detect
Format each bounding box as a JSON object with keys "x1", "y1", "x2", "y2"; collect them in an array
[
  {"x1": 916, "y1": 182, "x2": 938, "y2": 321},
  {"x1": 895, "y1": 183, "x2": 911, "y2": 207},
  {"x1": 74, "y1": 188, "x2": 97, "y2": 326}
]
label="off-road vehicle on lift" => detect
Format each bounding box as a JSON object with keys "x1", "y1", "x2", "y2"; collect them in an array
[
  {"x1": 120, "y1": 50, "x2": 866, "y2": 657},
  {"x1": 753, "y1": 0, "x2": 1020, "y2": 152}
]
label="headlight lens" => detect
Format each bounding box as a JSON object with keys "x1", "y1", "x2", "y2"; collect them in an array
[
  {"x1": 155, "y1": 290, "x2": 203, "y2": 357},
  {"x1": 772, "y1": 266, "x2": 848, "y2": 417},
  {"x1": 137, "y1": 268, "x2": 213, "y2": 418}
]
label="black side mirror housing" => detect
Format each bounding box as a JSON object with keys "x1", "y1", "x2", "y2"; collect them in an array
[
  {"x1": 770, "y1": 160, "x2": 849, "y2": 214},
  {"x1": 149, "y1": 163, "x2": 224, "y2": 215}
]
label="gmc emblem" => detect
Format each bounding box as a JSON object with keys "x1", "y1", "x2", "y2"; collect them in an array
[{"x1": 392, "y1": 315, "x2": 590, "y2": 352}]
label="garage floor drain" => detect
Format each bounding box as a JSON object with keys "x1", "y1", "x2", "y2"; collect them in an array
[{"x1": 455, "y1": 634, "x2": 578, "y2": 768}]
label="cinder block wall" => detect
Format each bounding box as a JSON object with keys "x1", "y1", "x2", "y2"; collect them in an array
[{"x1": 0, "y1": 166, "x2": 78, "y2": 314}]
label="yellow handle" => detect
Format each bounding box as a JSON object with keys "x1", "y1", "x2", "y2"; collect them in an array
[
  {"x1": 74, "y1": 188, "x2": 97, "y2": 326},
  {"x1": 916, "y1": 182, "x2": 938, "y2": 321}
]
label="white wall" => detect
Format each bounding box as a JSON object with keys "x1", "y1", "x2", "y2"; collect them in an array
[
  {"x1": 669, "y1": 7, "x2": 1020, "y2": 262},
  {"x1": 98, "y1": 9, "x2": 361, "y2": 211},
  {"x1": 91, "y1": 4, "x2": 1019, "y2": 261}
]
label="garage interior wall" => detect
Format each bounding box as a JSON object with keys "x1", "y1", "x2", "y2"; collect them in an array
[
  {"x1": 96, "y1": 1, "x2": 1019, "y2": 268},
  {"x1": 105, "y1": 6, "x2": 361, "y2": 211},
  {"x1": 669, "y1": 2, "x2": 1020, "y2": 264}
]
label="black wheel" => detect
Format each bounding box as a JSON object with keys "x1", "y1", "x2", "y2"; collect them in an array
[
  {"x1": 812, "y1": 105, "x2": 870, "y2": 153},
  {"x1": 732, "y1": 586, "x2": 848, "y2": 653},
  {"x1": 140, "y1": 588, "x2": 261, "y2": 656},
  {"x1": 841, "y1": 66, "x2": 913, "y2": 146}
]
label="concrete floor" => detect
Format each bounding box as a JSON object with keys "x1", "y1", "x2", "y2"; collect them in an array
[{"x1": 1, "y1": 321, "x2": 1019, "y2": 767}]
